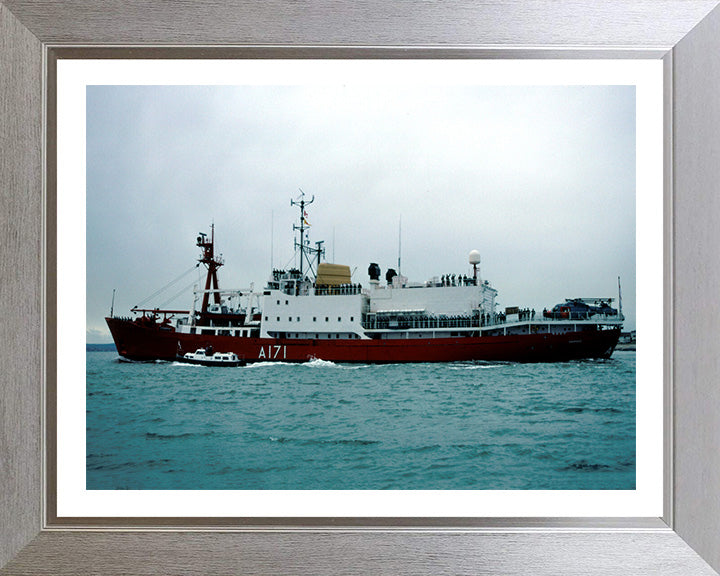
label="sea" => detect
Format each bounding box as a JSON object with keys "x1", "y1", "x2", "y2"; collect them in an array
[{"x1": 86, "y1": 350, "x2": 636, "y2": 490}]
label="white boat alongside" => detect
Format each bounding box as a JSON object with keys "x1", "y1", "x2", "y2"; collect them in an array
[{"x1": 178, "y1": 348, "x2": 245, "y2": 367}]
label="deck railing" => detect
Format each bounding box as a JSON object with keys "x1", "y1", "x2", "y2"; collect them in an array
[{"x1": 362, "y1": 312, "x2": 622, "y2": 331}]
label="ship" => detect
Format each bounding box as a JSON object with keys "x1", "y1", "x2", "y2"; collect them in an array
[{"x1": 106, "y1": 193, "x2": 623, "y2": 363}]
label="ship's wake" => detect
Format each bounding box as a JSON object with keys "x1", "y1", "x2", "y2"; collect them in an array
[
  {"x1": 115, "y1": 357, "x2": 170, "y2": 364},
  {"x1": 448, "y1": 363, "x2": 504, "y2": 371},
  {"x1": 244, "y1": 358, "x2": 371, "y2": 370}
]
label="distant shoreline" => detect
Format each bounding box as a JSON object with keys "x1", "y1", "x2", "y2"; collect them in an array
[{"x1": 86, "y1": 343, "x2": 117, "y2": 352}]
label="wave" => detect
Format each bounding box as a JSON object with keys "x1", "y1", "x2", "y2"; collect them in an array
[
  {"x1": 448, "y1": 364, "x2": 503, "y2": 371},
  {"x1": 245, "y1": 361, "x2": 293, "y2": 369},
  {"x1": 145, "y1": 431, "x2": 212, "y2": 440},
  {"x1": 304, "y1": 358, "x2": 338, "y2": 368},
  {"x1": 562, "y1": 460, "x2": 612, "y2": 471},
  {"x1": 244, "y1": 358, "x2": 371, "y2": 370},
  {"x1": 561, "y1": 406, "x2": 624, "y2": 415},
  {"x1": 266, "y1": 434, "x2": 379, "y2": 447},
  {"x1": 115, "y1": 357, "x2": 170, "y2": 364},
  {"x1": 304, "y1": 358, "x2": 374, "y2": 370}
]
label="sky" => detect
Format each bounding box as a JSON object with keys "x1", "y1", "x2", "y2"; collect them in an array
[{"x1": 86, "y1": 83, "x2": 636, "y2": 343}]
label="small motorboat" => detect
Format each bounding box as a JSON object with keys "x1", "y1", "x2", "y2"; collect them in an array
[{"x1": 177, "y1": 347, "x2": 245, "y2": 367}]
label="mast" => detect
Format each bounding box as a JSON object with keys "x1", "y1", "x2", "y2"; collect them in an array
[
  {"x1": 398, "y1": 215, "x2": 402, "y2": 277},
  {"x1": 291, "y1": 190, "x2": 325, "y2": 279},
  {"x1": 197, "y1": 224, "x2": 224, "y2": 314},
  {"x1": 270, "y1": 210, "x2": 274, "y2": 271},
  {"x1": 291, "y1": 190, "x2": 313, "y2": 277}
]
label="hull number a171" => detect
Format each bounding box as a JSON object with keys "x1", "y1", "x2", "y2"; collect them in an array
[{"x1": 258, "y1": 345, "x2": 287, "y2": 359}]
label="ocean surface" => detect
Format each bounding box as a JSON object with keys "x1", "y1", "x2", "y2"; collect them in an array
[{"x1": 86, "y1": 350, "x2": 636, "y2": 490}]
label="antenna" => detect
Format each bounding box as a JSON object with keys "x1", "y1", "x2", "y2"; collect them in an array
[
  {"x1": 398, "y1": 215, "x2": 402, "y2": 276},
  {"x1": 618, "y1": 276, "x2": 623, "y2": 319},
  {"x1": 270, "y1": 210, "x2": 274, "y2": 271},
  {"x1": 110, "y1": 288, "x2": 116, "y2": 317},
  {"x1": 291, "y1": 189, "x2": 315, "y2": 277}
]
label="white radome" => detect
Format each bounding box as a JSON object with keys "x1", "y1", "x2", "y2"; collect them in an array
[{"x1": 468, "y1": 250, "x2": 481, "y2": 265}]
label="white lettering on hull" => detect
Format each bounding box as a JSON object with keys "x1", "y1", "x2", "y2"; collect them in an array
[{"x1": 258, "y1": 345, "x2": 287, "y2": 359}]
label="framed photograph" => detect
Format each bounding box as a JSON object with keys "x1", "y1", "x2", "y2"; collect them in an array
[
  {"x1": 55, "y1": 58, "x2": 660, "y2": 521},
  {"x1": 2, "y1": 2, "x2": 720, "y2": 575}
]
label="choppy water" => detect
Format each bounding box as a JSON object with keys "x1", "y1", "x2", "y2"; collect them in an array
[{"x1": 86, "y1": 351, "x2": 635, "y2": 490}]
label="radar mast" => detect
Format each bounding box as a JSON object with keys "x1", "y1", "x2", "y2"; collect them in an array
[{"x1": 291, "y1": 189, "x2": 325, "y2": 279}]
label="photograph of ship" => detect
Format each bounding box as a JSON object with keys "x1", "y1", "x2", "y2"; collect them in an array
[{"x1": 86, "y1": 79, "x2": 636, "y2": 491}]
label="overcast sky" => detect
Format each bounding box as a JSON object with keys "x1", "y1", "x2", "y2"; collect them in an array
[{"x1": 86, "y1": 83, "x2": 635, "y2": 343}]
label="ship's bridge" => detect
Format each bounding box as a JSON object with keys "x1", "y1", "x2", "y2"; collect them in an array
[{"x1": 260, "y1": 263, "x2": 373, "y2": 339}]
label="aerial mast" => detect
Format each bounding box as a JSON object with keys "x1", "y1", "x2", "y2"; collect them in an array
[
  {"x1": 398, "y1": 215, "x2": 402, "y2": 277},
  {"x1": 291, "y1": 189, "x2": 326, "y2": 279},
  {"x1": 196, "y1": 223, "x2": 224, "y2": 314}
]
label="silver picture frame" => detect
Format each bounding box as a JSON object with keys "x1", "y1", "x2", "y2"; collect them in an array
[{"x1": 2, "y1": 1, "x2": 720, "y2": 574}]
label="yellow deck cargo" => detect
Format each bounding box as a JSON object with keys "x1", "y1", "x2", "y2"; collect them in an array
[{"x1": 316, "y1": 263, "x2": 352, "y2": 286}]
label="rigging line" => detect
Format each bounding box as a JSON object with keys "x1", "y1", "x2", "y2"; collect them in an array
[
  {"x1": 283, "y1": 252, "x2": 296, "y2": 272},
  {"x1": 157, "y1": 278, "x2": 202, "y2": 310},
  {"x1": 134, "y1": 263, "x2": 200, "y2": 309}
]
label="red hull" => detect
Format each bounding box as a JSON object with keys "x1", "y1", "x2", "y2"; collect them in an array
[{"x1": 106, "y1": 317, "x2": 620, "y2": 363}]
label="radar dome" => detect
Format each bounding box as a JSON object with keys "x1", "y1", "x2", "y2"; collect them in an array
[{"x1": 468, "y1": 250, "x2": 481, "y2": 265}]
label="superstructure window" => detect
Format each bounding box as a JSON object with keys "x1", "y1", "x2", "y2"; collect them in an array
[
  {"x1": 325, "y1": 317, "x2": 329, "y2": 322},
  {"x1": 338, "y1": 317, "x2": 341, "y2": 322},
  {"x1": 313, "y1": 317, "x2": 317, "y2": 322},
  {"x1": 350, "y1": 316, "x2": 354, "y2": 322}
]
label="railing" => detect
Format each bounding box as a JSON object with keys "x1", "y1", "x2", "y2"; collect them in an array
[
  {"x1": 313, "y1": 284, "x2": 363, "y2": 296},
  {"x1": 362, "y1": 312, "x2": 622, "y2": 331}
]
